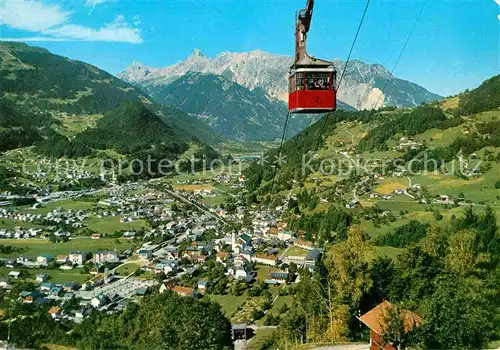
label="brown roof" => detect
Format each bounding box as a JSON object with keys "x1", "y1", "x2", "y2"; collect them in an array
[
  {"x1": 255, "y1": 253, "x2": 277, "y2": 261},
  {"x1": 294, "y1": 239, "x2": 313, "y2": 247},
  {"x1": 48, "y1": 306, "x2": 62, "y2": 314},
  {"x1": 173, "y1": 285, "x2": 194, "y2": 296},
  {"x1": 358, "y1": 300, "x2": 422, "y2": 335},
  {"x1": 216, "y1": 251, "x2": 229, "y2": 258}
]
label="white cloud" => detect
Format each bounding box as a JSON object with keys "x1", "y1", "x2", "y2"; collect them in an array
[
  {"x1": 43, "y1": 15, "x2": 143, "y2": 43},
  {"x1": 0, "y1": 37, "x2": 70, "y2": 42},
  {"x1": 0, "y1": 0, "x2": 70, "y2": 31},
  {"x1": 0, "y1": 0, "x2": 143, "y2": 44}
]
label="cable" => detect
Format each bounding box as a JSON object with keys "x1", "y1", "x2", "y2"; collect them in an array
[
  {"x1": 312, "y1": 0, "x2": 372, "y2": 152},
  {"x1": 374, "y1": 0, "x2": 429, "y2": 109}
]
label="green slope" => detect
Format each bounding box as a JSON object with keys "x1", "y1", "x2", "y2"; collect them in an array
[{"x1": 0, "y1": 41, "x2": 223, "y2": 147}]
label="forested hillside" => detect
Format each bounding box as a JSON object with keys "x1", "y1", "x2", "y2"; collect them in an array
[
  {"x1": 0, "y1": 41, "x2": 223, "y2": 151},
  {"x1": 146, "y1": 71, "x2": 354, "y2": 141},
  {"x1": 0, "y1": 291, "x2": 233, "y2": 349}
]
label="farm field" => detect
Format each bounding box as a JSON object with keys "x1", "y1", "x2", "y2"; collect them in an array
[
  {"x1": 172, "y1": 184, "x2": 214, "y2": 191},
  {"x1": 25, "y1": 200, "x2": 96, "y2": 214},
  {"x1": 83, "y1": 216, "x2": 149, "y2": 234},
  {"x1": 0, "y1": 266, "x2": 90, "y2": 284},
  {"x1": 0, "y1": 218, "x2": 42, "y2": 229},
  {"x1": 0, "y1": 237, "x2": 136, "y2": 258}
]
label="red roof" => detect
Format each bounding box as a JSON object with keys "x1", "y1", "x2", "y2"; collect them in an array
[{"x1": 358, "y1": 300, "x2": 422, "y2": 335}]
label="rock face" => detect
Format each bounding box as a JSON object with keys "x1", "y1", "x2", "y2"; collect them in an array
[{"x1": 119, "y1": 49, "x2": 442, "y2": 110}]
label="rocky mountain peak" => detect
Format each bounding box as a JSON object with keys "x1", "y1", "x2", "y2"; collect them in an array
[{"x1": 118, "y1": 49, "x2": 441, "y2": 109}]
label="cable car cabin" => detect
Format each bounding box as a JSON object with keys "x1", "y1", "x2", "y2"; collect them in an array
[{"x1": 288, "y1": 64, "x2": 337, "y2": 114}]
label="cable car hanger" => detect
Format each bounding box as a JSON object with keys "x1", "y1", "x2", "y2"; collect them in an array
[{"x1": 288, "y1": 0, "x2": 337, "y2": 114}]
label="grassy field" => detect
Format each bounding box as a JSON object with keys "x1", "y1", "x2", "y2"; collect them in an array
[
  {"x1": 0, "y1": 266, "x2": 90, "y2": 284},
  {"x1": 173, "y1": 184, "x2": 214, "y2": 191},
  {"x1": 255, "y1": 266, "x2": 280, "y2": 282},
  {"x1": 200, "y1": 196, "x2": 227, "y2": 206},
  {"x1": 373, "y1": 246, "x2": 404, "y2": 260},
  {"x1": 208, "y1": 293, "x2": 248, "y2": 318},
  {"x1": 115, "y1": 261, "x2": 143, "y2": 275},
  {"x1": 0, "y1": 218, "x2": 42, "y2": 229},
  {"x1": 283, "y1": 246, "x2": 309, "y2": 257},
  {"x1": 24, "y1": 200, "x2": 96, "y2": 214},
  {"x1": 374, "y1": 180, "x2": 408, "y2": 195},
  {"x1": 0, "y1": 237, "x2": 136, "y2": 258},
  {"x1": 232, "y1": 295, "x2": 269, "y2": 324},
  {"x1": 84, "y1": 216, "x2": 149, "y2": 234},
  {"x1": 247, "y1": 328, "x2": 276, "y2": 350},
  {"x1": 271, "y1": 294, "x2": 294, "y2": 314}
]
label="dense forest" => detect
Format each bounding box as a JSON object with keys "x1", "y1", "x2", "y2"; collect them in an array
[
  {"x1": 0, "y1": 291, "x2": 233, "y2": 349},
  {"x1": 456, "y1": 75, "x2": 500, "y2": 116},
  {"x1": 356, "y1": 105, "x2": 461, "y2": 152}
]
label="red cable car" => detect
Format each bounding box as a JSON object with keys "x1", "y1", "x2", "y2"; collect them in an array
[{"x1": 288, "y1": 0, "x2": 337, "y2": 114}]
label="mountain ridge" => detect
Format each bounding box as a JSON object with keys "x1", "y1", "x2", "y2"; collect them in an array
[{"x1": 119, "y1": 49, "x2": 442, "y2": 110}]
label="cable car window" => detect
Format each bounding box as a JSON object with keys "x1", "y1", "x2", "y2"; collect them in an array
[
  {"x1": 296, "y1": 72, "x2": 305, "y2": 90},
  {"x1": 305, "y1": 72, "x2": 331, "y2": 90}
]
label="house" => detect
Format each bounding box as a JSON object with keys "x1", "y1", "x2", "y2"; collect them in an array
[
  {"x1": 234, "y1": 268, "x2": 253, "y2": 283},
  {"x1": 0, "y1": 279, "x2": 13, "y2": 289},
  {"x1": 91, "y1": 294, "x2": 110, "y2": 308},
  {"x1": 68, "y1": 251, "x2": 87, "y2": 266},
  {"x1": 8, "y1": 271, "x2": 22, "y2": 279},
  {"x1": 294, "y1": 239, "x2": 314, "y2": 250},
  {"x1": 91, "y1": 233, "x2": 101, "y2": 239},
  {"x1": 40, "y1": 282, "x2": 54, "y2": 292},
  {"x1": 237, "y1": 233, "x2": 251, "y2": 246},
  {"x1": 75, "y1": 307, "x2": 91, "y2": 319},
  {"x1": 358, "y1": 300, "x2": 422, "y2": 350},
  {"x1": 20, "y1": 290, "x2": 43, "y2": 304},
  {"x1": 305, "y1": 249, "x2": 322, "y2": 265},
  {"x1": 92, "y1": 251, "x2": 119, "y2": 264},
  {"x1": 346, "y1": 200, "x2": 362, "y2": 209},
  {"x1": 50, "y1": 286, "x2": 63, "y2": 297},
  {"x1": 63, "y1": 281, "x2": 78, "y2": 292},
  {"x1": 5, "y1": 258, "x2": 16, "y2": 268},
  {"x1": 36, "y1": 254, "x2": 53, "y2": 266},
  {"x1": 216, "y1": 251, "x2": 229, "y2": 264},
  {"x1": 56, "y1": 255, "x2": 68, "y2": 264},
  {"x1": 267, "y1": 271, "x2": 289, "y2": 284},
  {"x1": 138, "y1": 248, "x2": 153, "y2": 260},
  {"x1": 172, "y1": 285, "x2": 196, "y2": 297},
  {"x1": 35, "y1": 273, "x2": 48, "y2": 282},
  {"x1": 197, "y1": 280, "x2": 209, "y2": 293},
  {"x1": 252, "y1": 253, "x2": 277, "y2": 266},
  {"x1": 48, "y1": 305, "x2": 62, "y2": 319},
  {"x1": 278, "y1": 230, "x2": 293, "y2": 241}
]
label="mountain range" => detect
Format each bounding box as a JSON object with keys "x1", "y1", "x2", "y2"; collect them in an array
[
  {"x1": 119, "y1": 49, "x2": 442, "y2": 110},
  {"x1": 118, "y1": 49, "x2": 442, "y2": 141}
]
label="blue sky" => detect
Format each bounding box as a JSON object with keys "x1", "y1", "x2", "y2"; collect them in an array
[{"x1": 0, "y1": 0, "x2": 498, "y2": 96}]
